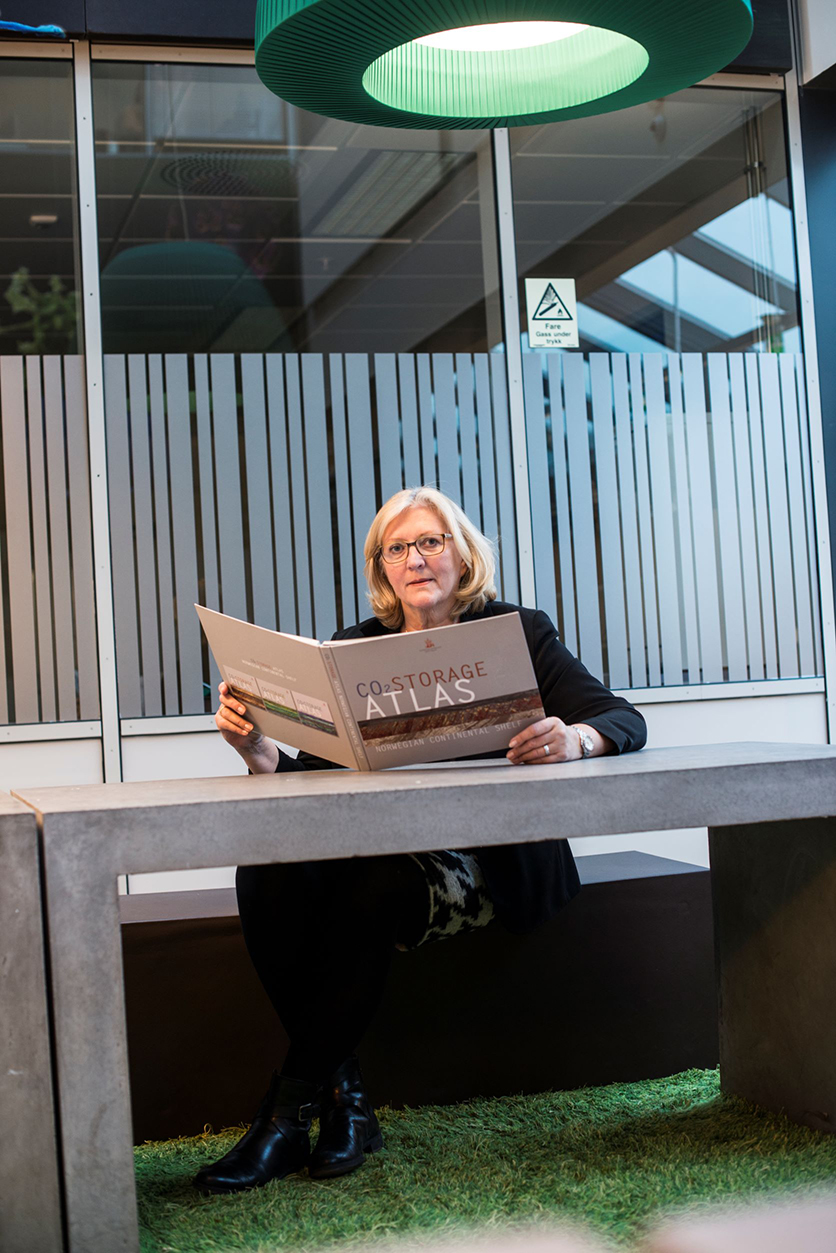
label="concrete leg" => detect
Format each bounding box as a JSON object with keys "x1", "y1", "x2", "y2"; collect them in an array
[
  {"x1": 0, "y1": 810, "x2": 64, "y2": 1252},
  {"x1": 43, "y1": 844, "x2": 138, "y2": 1253},
  {"x1": 709, "y1": 817, "x2": 836, "y2": 1133}
]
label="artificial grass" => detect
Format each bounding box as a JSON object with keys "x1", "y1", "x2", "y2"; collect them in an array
[{"x1": 136, "y1": 1068, "x2": 836, "y2": 1253}]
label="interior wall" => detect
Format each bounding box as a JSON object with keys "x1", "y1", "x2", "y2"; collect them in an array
[{"x1": 0, "y1": 738, "x2": 103, "y2": 793}]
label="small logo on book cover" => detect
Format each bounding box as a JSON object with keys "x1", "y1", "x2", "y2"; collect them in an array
[{"x1": 424, "y1": 639, "x2": 437, "y2": 650}]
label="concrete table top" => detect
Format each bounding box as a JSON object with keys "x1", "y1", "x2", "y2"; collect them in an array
[{"x1": 14, "y1": 741, "x2": 836, "y2": 879}]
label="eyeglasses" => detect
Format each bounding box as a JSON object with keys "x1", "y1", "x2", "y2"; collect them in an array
[{"x1": 378, "y1": 532, "x2": 453, "y2": 564}]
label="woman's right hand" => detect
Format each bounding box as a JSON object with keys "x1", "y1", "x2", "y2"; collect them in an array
[{"x1": 215, "y1": 682, "x2": 279, "y2": 772}]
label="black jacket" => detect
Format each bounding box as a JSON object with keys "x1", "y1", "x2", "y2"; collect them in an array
[{"x1": 274, "y1": 601, "x2": 647, "y2": 933}]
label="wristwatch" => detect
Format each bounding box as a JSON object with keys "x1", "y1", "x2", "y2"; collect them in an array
[{"x1": 572, "y1": 726, "x2": 595, "y2": 758}]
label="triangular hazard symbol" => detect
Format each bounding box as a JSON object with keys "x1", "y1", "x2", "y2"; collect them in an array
[{"x1": 532, "y1": 282, "x2": 573, "y2": 321}]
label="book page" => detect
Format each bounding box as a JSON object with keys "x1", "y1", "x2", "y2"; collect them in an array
[
  {"x1": 195, "y1": 606, "x2": 358, "y2": 769},
  {"x1": 326, "y1": 614, "x2": 544, "y2": 769}
]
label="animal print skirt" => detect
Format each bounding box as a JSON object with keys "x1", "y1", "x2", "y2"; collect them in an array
[{"x1": 397, "y1": 850, "x2": 495, "y2": 950}]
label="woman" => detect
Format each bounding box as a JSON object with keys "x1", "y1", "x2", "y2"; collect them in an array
[{"x1": 194, "y1": 486, "x2": 646, "y2": 1195}]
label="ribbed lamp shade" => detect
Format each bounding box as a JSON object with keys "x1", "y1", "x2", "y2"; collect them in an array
[{"x1": 254, "y1": 0, "x2": 754, "y2": 129}]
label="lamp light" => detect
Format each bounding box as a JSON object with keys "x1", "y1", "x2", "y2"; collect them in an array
[{"x1": 255, "y1": 0, "x2": 754, "y2": 129}]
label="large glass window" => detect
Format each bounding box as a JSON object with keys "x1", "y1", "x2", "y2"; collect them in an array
[
  {"x1": 0, "y1": 57, "x2": 98, "y2": 727},
  {"x1": 509, "y1": 87, "x2": 818, "y2": 692},
  {"x1": 0, "y1": 58, "x2": 80, "y2": 355},
  {"x1": 92, "y1": 62, "x2": 500, "y2": 354},
  {"x1": 511, "y1": 87, "x2": 799, "y2": 354}
]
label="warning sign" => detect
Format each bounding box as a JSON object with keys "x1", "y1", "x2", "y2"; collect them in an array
[{"x1": 525, "y1": 278, "x2": 578, "y2": 348}]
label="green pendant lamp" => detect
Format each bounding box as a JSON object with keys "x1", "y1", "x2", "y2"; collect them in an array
[{"x1": 255, "y1": 0, "x2": 753, "y2": 130}]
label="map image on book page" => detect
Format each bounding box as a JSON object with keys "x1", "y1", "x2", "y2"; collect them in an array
[
  {"x1": 357, "y1": 688, "x2": 543, "y2": 747},
  {"x1": 223, "y1": 667, "x2": 338, "y2": 736},
  {"x1": 328, "y1": 613, "x2": 544, "y2": 768}
]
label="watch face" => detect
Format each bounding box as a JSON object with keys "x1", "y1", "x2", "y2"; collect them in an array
[{"x1": 580, "y1": 731, "x2": 594, "y2": 757}]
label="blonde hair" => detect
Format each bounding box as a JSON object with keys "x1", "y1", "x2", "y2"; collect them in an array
[{"x1": 364, "y1": 486, "x2": 497, "y2": 629}]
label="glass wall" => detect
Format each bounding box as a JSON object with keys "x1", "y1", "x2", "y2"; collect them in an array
[
  {"x1": 0, "y1": 56, "x2": 98, "y2": 725},
  {"x1": 92, "y1": 62, "x2": 501, "y2": 355},
  {"x1": 506, "y1": 87, "x2": 821, "y2": 691},
  {"x1": 0, "y1": 58, "x2": 80, "y2": 355},
  {"x1": 0, "y1": 49, "x2": 824, "y2": 728},
  {"x1": 91, "y1": 59, "x2": 514, "y2": 718},
  {"x1": 511, "y1": 87, "x2": 799, "y2": 355}
]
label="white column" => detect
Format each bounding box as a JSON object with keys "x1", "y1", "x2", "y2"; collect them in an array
[
  {"x1": 492, "y1": 128, "x2": 536, "y2": 608},
  {"x1": 72, "y1": 41, "x2": 123, "y2": 781}
]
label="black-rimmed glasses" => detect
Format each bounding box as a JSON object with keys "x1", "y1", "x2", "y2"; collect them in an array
[{"x1": 377, "y1": 532, "x2": 453, "y2": 564}]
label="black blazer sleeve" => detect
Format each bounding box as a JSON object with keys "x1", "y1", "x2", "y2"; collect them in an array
[
  {"x1": 471, "y1": 604, "x2": 646, "y2": 933},
  {"x1": 527, "y1": 608, "x2": 646, "y2": 753}
]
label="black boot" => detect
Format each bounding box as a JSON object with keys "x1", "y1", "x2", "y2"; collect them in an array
[
  {"x1": 193, "y1": 1073, "x2": 318, "y2": 1195},
  {"x1": 308, "y1": 1056, "x2": 383, "y2": 1179}
]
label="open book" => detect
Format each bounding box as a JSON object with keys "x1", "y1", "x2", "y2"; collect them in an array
[{"x1": 196, "y1": 605, "x2": 545, "y2": 771}]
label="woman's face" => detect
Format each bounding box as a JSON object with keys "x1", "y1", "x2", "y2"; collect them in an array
[{"x1": 380, "y1": 506, "x2": 467, "y2": 623}]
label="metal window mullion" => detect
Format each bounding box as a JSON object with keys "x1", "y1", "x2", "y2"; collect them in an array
[
  {"x1": 72, "y1": 40, "x2": 122, "y2": 781},
  {"x1": 0, "y1": 38, "x2": 72, "y2": 58},
  {"x1": 492, "y1": 128, "x2": 535, "y2": 609},
  {"x1": 784, "y1": 66, "x2": 836, "y2": 743},
  {"x1": 89, "y1": 43, "x2": 255, "y2": 64}
]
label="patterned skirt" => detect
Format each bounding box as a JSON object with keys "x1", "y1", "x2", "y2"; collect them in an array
[{"x1": 397, "y1": 850, "x2": 495, "y2": 950}]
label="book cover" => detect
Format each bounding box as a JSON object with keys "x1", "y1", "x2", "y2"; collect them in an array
[
  {"x1": 326, "y1": 613, "x2": 544, "y2": 769},
  {"x1": 196, "y1": 606, "x2": 544, "y2": 771}
]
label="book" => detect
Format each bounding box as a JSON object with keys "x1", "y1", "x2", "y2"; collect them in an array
[{"x1": 195, "y1": 605, "x2": 545, "y2": 771}]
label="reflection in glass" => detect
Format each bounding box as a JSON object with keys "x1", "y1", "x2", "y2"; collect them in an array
[
  {"x1": 0, "y1": 59, "x2": 80, "y2": 354},
  {"x1": 511, "y1": 88, "x2": 799, "y2": 354},
  {"x1": 92, "y1": 63, "x2": 500, "y2": 354}
]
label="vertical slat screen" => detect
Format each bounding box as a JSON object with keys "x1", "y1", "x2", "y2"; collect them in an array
[
  {"x1": 794, "y1": 363, "x2": 823, "y2": 675},
  {"x1": 96, "y1": 351, "x2": 517, "y2": 720},
  {"x1": 590, "y1": 355, "x2": 629, "y2": 690},
  {"x1": 63, "y1": 358, "x2": 100, "y2": 719},
  {"x1": 745, "y1": 355, "x2": 779, "y2": 679},
  {"x1": 165, "y1": 355, "x2": 204, "y2": 714},
  {"x1": 105, "y1": 355, "x2": 143, "y2": 716},
  {"x1": 490, "y1": 355, "x2": 518, "y2": 604},
  {"x1": 630, "y1": 355, "x2": 662, "y2": 686},
  {"x1": 1, "y1": 356, "x2": 38, "y2": 721},
  {"x1": 26, "y1": 357, "x2": 55, "y2": 722},
  {"x1": 45, "y1": 357, "x2": 81, "y2": 719},
  {"x1": 759, "y1": 353, "x2": 798, "y2": 676},
  {"x1": 524, "y1": 353, "x2": 558, "y2": 627},
  {"x1": 302, "y1": 354, "x2": 336, "y2": 640},
  {"x1": 779, "y1": 354, "x2": 815, "y2": 678},
  {"x1": 612, "y1": 355, "x2": 645, "y2": 686},
  {"x1": 265, "y1": 356, "x2": 297, "y2": 635},
  {"x1": 148, "y1": 356, "x2": 179, "y2": 716},
  {"x1": 522, "y1": 352, "x2": 821, "y2": 689},
  {"x1": 0, "y1": 349, "x2": 825, "y2": 726},
  {"x1": 328, "y1": 356, "x2": 355, "y2": 629},
  {"x1": 706, "y1": 355, "x2": 747, "y2": 682},
  {"x1": 728, "y1": 355, "x2": 764, "y2": 680},
  {"x1": 643, "y1": 357, "x2": 681, "y2": 686},
  {"x1": 0, "y1": 349, "x2": 823, "y2": 726},
  {"x1": 666, "y1": 359, "x2": 699, "y2": 682},
  {"x1": 0, "y1": 356, "x2": 98, "y2": 723}
]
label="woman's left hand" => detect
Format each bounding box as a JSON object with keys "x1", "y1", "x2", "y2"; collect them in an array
[{"x1": 506, "y1": 716, "x2": 583, "y2": 765}]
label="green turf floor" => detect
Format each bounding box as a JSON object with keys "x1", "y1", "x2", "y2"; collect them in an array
[{"x1": 136, "y1": 1069, "x2": 836, "y2": 1253}]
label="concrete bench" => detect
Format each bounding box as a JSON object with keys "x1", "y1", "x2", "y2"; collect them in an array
[
  {"x1": 121, "y1": 851, "x2": 717, "y2": 1141},
  {"x1": 12, "y1": 741, "x2": 836, "y2": 1253}
]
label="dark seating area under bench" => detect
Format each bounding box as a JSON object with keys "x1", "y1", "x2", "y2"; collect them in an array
[{"x1": 121, "y1": 850, "x2": 717, "y2": 1144}]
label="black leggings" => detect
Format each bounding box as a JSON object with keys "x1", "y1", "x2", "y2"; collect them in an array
[{"x1": 235, "y1": 855, "x2": 430, "y2": 1084}]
